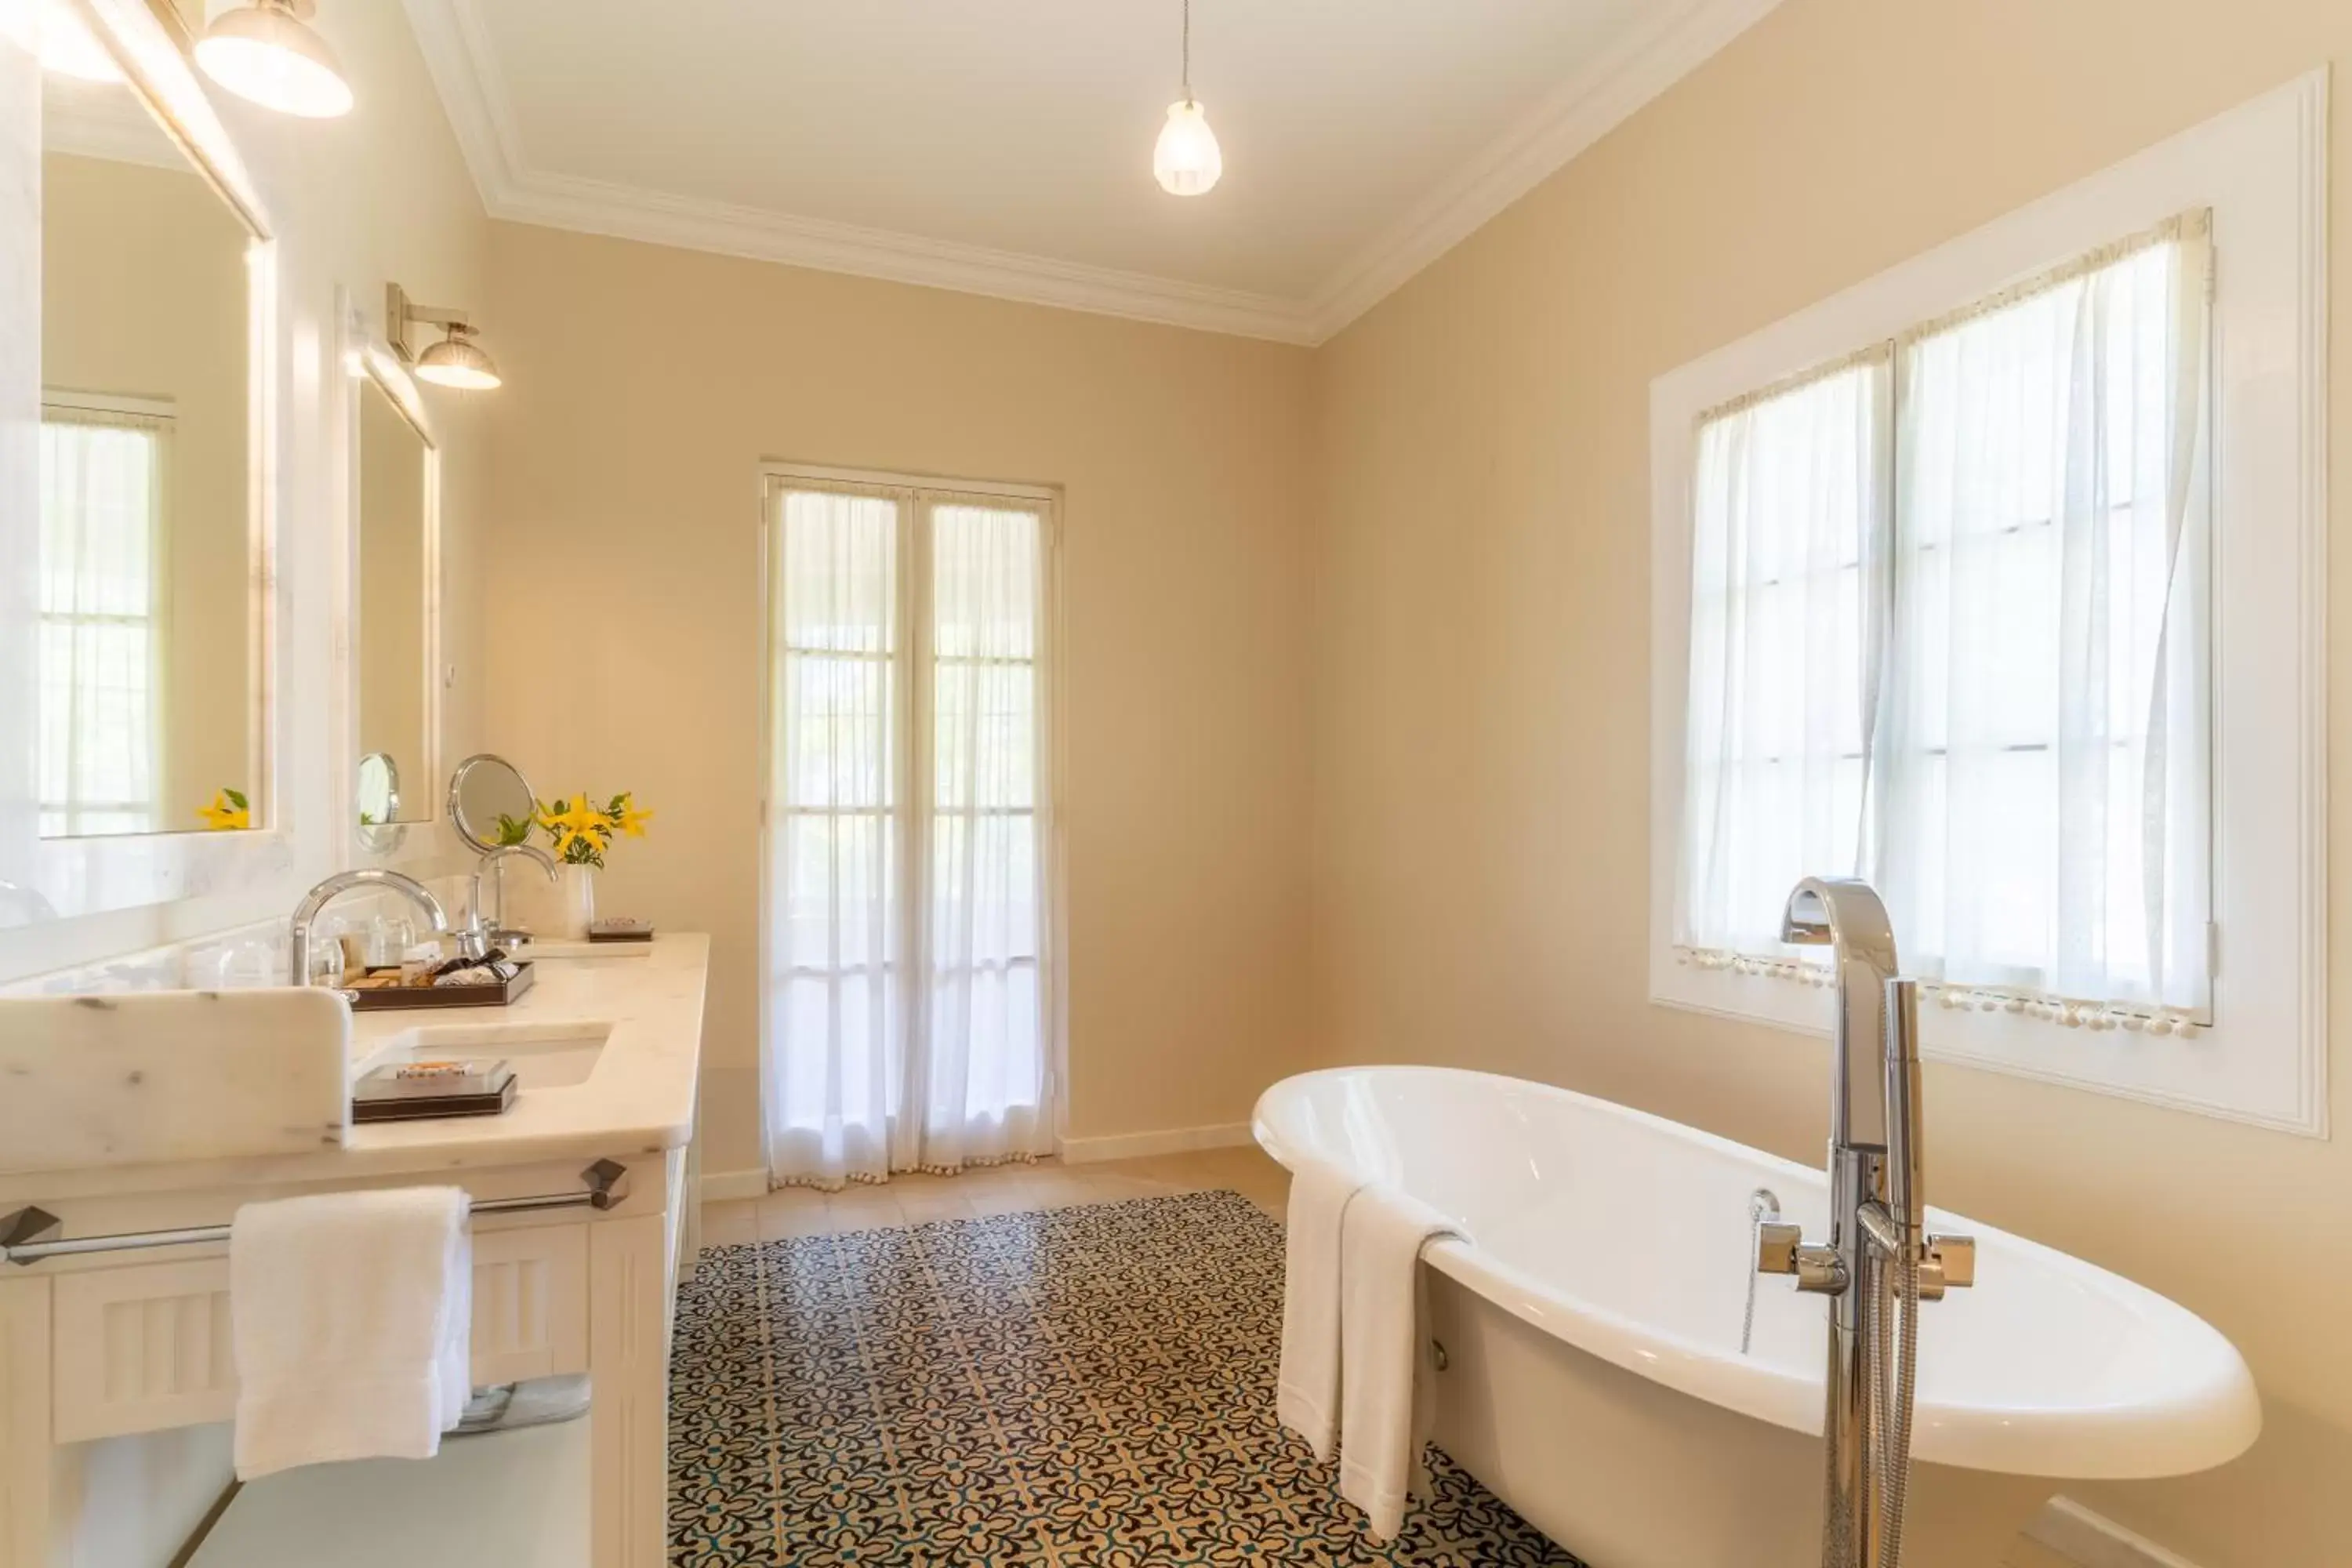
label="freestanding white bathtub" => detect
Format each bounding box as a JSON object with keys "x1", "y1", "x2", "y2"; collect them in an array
[{"x1": 1253, "y1": 1066, "x2": 2260, "y2": 1568}]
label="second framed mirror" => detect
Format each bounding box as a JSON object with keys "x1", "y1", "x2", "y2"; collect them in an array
[{"x1": 351, "y1": 353, "x2": 438, "y2": 837}]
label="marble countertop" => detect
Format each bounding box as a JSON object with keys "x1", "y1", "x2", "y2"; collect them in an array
[
  {"x1": 341, "y1": 931, "x2": 710, "y2": 1163},
  {"x1": 0, "y1": 935, "x2": 710, "y2": 1204}
]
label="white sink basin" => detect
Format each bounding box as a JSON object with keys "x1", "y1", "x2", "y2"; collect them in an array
[{"x1": 362, "y1": 1021, "x2": 614, "y2": 1092}]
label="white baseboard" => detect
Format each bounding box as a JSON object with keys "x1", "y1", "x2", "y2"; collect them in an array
[
  {"x1": 2028, "y1": 1498, "x2": 2207, "y2": 1568},
  {"x1": 699, "y1": 1169, "x2": 769, "y2": 1203},
  {"x1": 702, "y1": 1124, "x2": 1258, "y2": 1189},
  {"x1": 1060, "y1": 1123, "x2": 1256, "y2": 1164}
]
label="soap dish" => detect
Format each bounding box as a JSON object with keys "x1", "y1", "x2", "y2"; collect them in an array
[{"x1": 353, "y1": 1058, "x2": 517, "y2": 1122}]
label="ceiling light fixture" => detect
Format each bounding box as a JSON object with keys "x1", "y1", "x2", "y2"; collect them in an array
[
  {"x1": 387, "y1": 283, "x2": 503, "y2": 391},
  {"x1": 1152, "y1": 0, "x2": 1221, "y2": 197},
  {"x1": 195, "y1": 0, "x2": 353, "y2": 119},
  {"x1": 2, "y1": 0, "x2": 124, "y2": 82}
]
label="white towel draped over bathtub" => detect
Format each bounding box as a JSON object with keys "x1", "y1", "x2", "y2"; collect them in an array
[
  {"x1": 1277, "y1": 1159, "x2": 1361, "y2": 1459},
  {"x1": 229, "y1": 1186, "x2": 473, "y2": 1479},
  {"x1": 1337, "y1": 1187, "x2": 1465, "y2": 1541}
]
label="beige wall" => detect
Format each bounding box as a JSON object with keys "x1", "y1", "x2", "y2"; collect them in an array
[
  {"x1": 42, "y1": 151, "x2": 250, "y2": 829},
  {"x1": 482, "y1": 222, "x2": 1317, "y2": 1177},
  {"x1": 1308, "y1": 1, "x2": 2352, "y2": 1562}
]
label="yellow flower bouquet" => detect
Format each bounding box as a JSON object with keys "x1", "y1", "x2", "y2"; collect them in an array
[{"x1": 528, "y1": 792, "x2": 654, "y2": 869}]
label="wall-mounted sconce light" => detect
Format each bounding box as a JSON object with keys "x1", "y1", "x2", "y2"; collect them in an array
[
  {"x1": 387, "y1": 282, "x2": 502, "y2": 391},
  {"x1": 195, "y1": 0, "x2": 352, "y2": 118}
]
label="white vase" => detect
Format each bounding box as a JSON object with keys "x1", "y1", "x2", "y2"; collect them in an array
[{"x1": 559, "y1": 863, "x2": 597, "y2": 940}]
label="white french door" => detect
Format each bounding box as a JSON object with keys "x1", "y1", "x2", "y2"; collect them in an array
[{"x1": 760, "y1": 469, "x2": 1058, "y2": 1186}]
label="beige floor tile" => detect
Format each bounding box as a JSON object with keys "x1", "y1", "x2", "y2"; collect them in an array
[
  {"x1": 825, "y1": 1189, "x2": 909, "y2": 1233},
  {"x1": 698, "y1": 1202, "x2": 759, "y2": 1249},
  {"x1": 896, "y1": 1186, "x2": 976, "y2": 1223},
  {"x1": 712, "y1": 1150, "x2": 1289, "y2": 1236},
  {"x1": 757, "y1": 1188, "x2": 833, "y2": 1240},
  {"x1": 1014, "y1": 1172, "x2": 1103, "y2": 1209},
  {"x1": 1078, "y1": 1170, "x2": 1180, "y2": 1203},
  {"x1": 966, "y1": 1184, "x2": 1053, "y2": 1215}
]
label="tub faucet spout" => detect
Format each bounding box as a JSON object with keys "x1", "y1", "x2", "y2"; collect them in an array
[{"x1": 1779, "y1": 877, "x2": 1896, "y2": 1154}]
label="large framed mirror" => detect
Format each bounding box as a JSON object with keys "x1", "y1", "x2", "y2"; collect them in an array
[
  {"x1": 0, "y1": 0, "x2": 280, "y2": 928},
  {"x1": 38, "y1": 41, "x2": 267, "y2": 841},
  {"x1": 351, "y1": 350, "x2": 438, "y2": 845}
]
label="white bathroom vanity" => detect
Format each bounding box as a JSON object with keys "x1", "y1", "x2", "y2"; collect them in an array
[{"x1": 0, "y1": 936, "x2": 710, "y2": 1568}]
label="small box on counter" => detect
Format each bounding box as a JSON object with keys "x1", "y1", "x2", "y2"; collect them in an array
[{"x1": 352, "y1": 1058, "x2": 518, "y2": 1122}]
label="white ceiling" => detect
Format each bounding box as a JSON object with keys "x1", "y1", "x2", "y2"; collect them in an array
[{"x1": 397, "y1": 0, "x2": 1779, "y2": 343}]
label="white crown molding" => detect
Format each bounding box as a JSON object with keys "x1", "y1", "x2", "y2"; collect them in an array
[
  {"x1": 1304, "y1": 0, "x2": 1784, "y2": 340},
  {"x1": 494, "y1": 168, "x2": 1323, "y2": 344},
  {"x1": 401, "y1": 0, "x2": 1779, "y2": 347}
]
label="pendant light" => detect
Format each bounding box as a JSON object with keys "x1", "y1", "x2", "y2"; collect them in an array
[
  {"x1": 2, "y1": 0, "x2": 124, "y2": 82},
  {"x1": 196, "y1": 0, "x2": 353, "y2": 119},
  {"x1": 1152, "y1": 0, "x2": 1221, "y2": 196}
]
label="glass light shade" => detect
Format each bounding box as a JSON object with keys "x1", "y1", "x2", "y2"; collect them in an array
[
  {"x1": 1152, "y1": 99, "x2": 1221, "y2": 196},
  {"x1": 195, "y1": 2, "x2": 352, "y2": 118},
  {"x1": 415, "y1": 331, "x2": 502, "y2": 391},
  {"x1": 2, "y1": 0, "x2": 123, "y2": 82}
]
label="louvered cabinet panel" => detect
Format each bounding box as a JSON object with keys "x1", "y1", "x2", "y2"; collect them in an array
[
  {"x1": 53, "y1": 1261, "x2": 236, "y2": 1442},
  {"x1": 48, "y1": 1225, "x2": 590, "y2": 1441},
  {"x1": 469, "y1": 1225, "x2": 589, "y2": 1385}
]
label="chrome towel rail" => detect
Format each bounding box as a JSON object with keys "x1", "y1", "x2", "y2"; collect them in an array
[{"x1": 0, "y1": 1157, "x2": 630, "y2": 1266}]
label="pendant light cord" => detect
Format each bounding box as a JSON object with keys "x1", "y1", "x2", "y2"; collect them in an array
[{"x1": 1181, "y1": 0, "x2": 1192, "y2": 104}]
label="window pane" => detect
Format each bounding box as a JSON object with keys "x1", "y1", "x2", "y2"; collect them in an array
[
  {"x1": 774, "y1": 489, "x2": 898, "y2": 811},
  {"x1": 1679, "y1": 360, "x2": 1884, "y2": 953},
  {"x1": 1884, "y1": 234, "x2": 2207, "y2": 1008},
  {"x1": 927, "y1": 500, "x2": 1047, "y2": 1131},
  {"x1": 768, "y1": 487, "x2": 906, "y2": 1161},
  {"x1": 39, "y1": 418, "x2": 162, "y2": 835}
]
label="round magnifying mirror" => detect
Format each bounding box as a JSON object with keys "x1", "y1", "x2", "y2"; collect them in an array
[
  {"x1": 448, "y1": 753, "x2": 537, "y2": 855},
  {"x1": 356, "y1": 752, "x2": 405, "y2": 852}
]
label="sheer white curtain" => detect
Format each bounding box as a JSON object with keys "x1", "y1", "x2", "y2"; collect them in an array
[
  {"x1": 38, "y1": 409, "x2": 167, "y2": 837},
  {"x1": 1880, "y1": 218, "x2": 2212, "y2": 1013},
  {"x1": 1675, "y1": 215, "x2": 2212, "y2": 1021},
  {"x1": 1678, "y1": 357, "x2": 1887, "y2": 956},
  {"x1": 764, "y1": 480, "x2": 1055, "y2": 1188},
  {"x1": 923, "y1": 497, "x2": 1051, "y2": 1170}
]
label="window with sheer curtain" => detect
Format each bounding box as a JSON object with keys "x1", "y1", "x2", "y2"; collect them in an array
[
  {"x1": 38, "y1": 401, "x2": 171, "y2": 838},
  {"x1": 761, "y1": 472, "x2": 1057, "y2": 1189},
  {"x1": 1675, "y1": 213, "x2": 2212, "y2": 1030}
]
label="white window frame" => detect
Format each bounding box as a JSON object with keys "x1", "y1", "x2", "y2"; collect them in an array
[{"x1": 1648, "y1": 73, "x2": 2327, "y2": 1135}]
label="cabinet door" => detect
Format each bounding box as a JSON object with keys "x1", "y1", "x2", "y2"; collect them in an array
[
  {"x1": 50, "y1": 1224, "x2": 590, "y2": 1442},
  {"x1": 52, "y1": 1261, "x2": 236, "y2": 1442}
]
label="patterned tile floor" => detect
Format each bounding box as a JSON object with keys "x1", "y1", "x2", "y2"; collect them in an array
[{"x1": 670, "y1": 1189, "x2": 1584, "y2": 1566}]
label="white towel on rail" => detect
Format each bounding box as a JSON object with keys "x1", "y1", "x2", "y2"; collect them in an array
[
  {"x1": 1276, "y1": 1157, "x2": 1362, "y2": 1460},
  {"x1": 229, "y1": 1186, "x2": 472, "y2": 1479},
  {"x1": 1337, "y1": 1185, "x2": 1464, "y2": 1542}
]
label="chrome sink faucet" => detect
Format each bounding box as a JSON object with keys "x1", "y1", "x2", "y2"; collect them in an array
[
  {"x1": 289, "y1": 868, "x2": 451, "y2": 988},
  {"x1": 1755, "y1": 877, "x2": 1975, "y2": 1568},
  {"x1": 470, "y1": 842, "x2": 557, "y2": 955}
]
